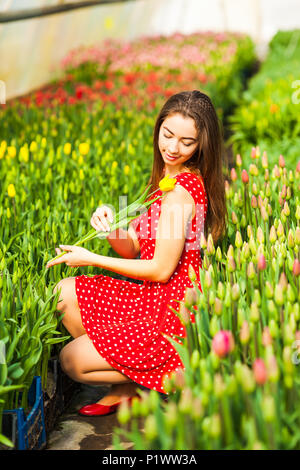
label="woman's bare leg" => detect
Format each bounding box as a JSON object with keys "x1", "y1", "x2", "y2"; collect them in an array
[
  {"x1": 53, "y1": 277, "x2": 86, "y2": 338},
  {"x1": 58, "y1": 320, "x2": 139, "y2": 405}
]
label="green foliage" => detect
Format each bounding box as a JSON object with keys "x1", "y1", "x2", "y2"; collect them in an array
[
  {"x1": 114, "y1": 151, "x2": 300, "y2": 450},
  {"x1": 228, "y1": 29, "x2": 300, "y2": 168}
]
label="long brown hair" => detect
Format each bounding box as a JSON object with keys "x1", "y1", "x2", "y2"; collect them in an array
[{"x1": 146, "y1": 90, "x2": 228, "y2": 244}]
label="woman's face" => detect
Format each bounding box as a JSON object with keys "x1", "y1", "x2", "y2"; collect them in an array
[{"x1": 158, "y1": 113, "x2": 199, "y2": 175}]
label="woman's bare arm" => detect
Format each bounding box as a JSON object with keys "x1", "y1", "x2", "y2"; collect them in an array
[
  {"x1": 106, "y1": 224, "x2": 140, "y2": 259},
  {"x1": 90, "y1": 185, "x2": 194, "y2": 283}
]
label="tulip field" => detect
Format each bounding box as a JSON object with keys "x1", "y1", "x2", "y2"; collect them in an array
[
  {"x1": 0, "y1": 29, "x2": 299, "y2": 450},
  {"x1": 228, "y1": 30, "x2": 300, "y2": 168},
  {"x1": 114, "y1": 150, "x2": 300, "y2": 450}
]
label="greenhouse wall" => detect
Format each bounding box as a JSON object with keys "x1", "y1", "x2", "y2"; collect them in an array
[{"x1": 0, "y1": 0, "x2": 299, "y2": 100}]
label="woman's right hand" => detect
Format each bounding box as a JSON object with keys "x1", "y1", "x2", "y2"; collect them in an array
[{"x1": 91, "y1": 205, "x2": 114, "y2": 232}]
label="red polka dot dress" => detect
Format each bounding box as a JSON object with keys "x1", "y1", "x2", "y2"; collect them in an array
[{"x1": 75, "y1": 172, "x2": 208, "y2": 394}]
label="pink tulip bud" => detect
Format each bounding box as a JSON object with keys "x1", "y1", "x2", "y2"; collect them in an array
[
  {"x1": 283, "y1": 201, "x2": 290, "y2": 216},
  {"x1": 264, "y1": 169, "x2": 270, "y2": 181},
  {"x1": 251, "y1": 195, "x2": 257, "y2": 208},
  {"x1": 253, "y1": 358, "x2": 267, "y2": 385},
  {"x1": 260, "y1": 205, "x2": 268, "y2": 221},
  {"x1": 204, "y1": 271, "x2": 212, "y2": 288},
  {"x1": 288, "y1": 230, "x2": 295, "y2": 248},
  {"x1": 249, "y1": 164, "x2": 258, "y2": 176},
  {"x1": 231, "y1": 211, "x2": 238, "y2": 224},
  {"x1": 262, "y1": 326, "x2": 272, "y2": 347},
  {"x1": 274, "y1": 165, "x2": 281, "y2": 178},
  {"x1": 281, "y1": 184, "x2": 287, "y2": 199},
  {"x1": 293, "y1": 259, "x2": 300, "y2": 276},
  {"x1": 266, "y1": 355, "x2": 279, "y2": 382},
  {"x1": 277, "y1": 220, "x2": 284, "y2": 238},
  {"x1": 236, "y1": 154, "x2": 242, "y2": 166},
  {"x1": 188, "y1": 264, "x2": 197, "y2": 282},
  {"x1": 296, "y1": 160, "x2": 300, "y2": 173},
  {"x1": 224, "y1": 180, "x2": 230, "y2": 198},
  {"x1": 262, "y1": 151, "x2": 268, "y2": 168},
  {"x1": 212, "y1": 330, "x2": 235, "y2": 358},
  {"x1": 240, "y1": 321, "x2": 250, "y2": 344},
  {"x1": 257, "y1": 254, "x2": 266, "y2": 271},
  {"x1": 279, "y1": 272, "x2": 288, "y2": 291},
  {"x1": 200, "y1": 232, "x2": 207, "y2": 249},
  {"x1": 269, "y1": 225, "x2": 277, "y2": 243},
  {"x1": 207, "y1": 234, "x2": 215, "y2": 255},
  {"x1": 267, "y1": 204, "x2": 272, "y2": 216},
  {"x1": 173, "y1": 368, "x2": 185, "y2": 388},
  {"x1": 241, "y1": 169, "x2": 249, "y2": 184},
  {"x1": 184, "y1": 286, "x2": 197, "y2": 307},
  {"x1": 179, "y1": 303, "x2": 190, "y2": 325},
  {"x1": 279, "y1": 154, "x2": 285, "y2": 168},
  {"x1": 230, "y1": 167, "x2": 237, "y2": 182},
  {"x1": 251, "y1": 147, "x2": 256, "y2": 159},
  {"x1": 257, "y1": 226, "x2": 264, "y2": 244}
]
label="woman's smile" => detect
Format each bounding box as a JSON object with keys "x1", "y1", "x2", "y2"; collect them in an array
[{"x1": 165, "y1": 152, "x2": 180, "y2": 161}]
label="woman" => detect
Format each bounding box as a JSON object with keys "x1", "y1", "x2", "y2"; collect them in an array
[{"x1": 46, "y1": 90, "x2": 227, "y2": 416}]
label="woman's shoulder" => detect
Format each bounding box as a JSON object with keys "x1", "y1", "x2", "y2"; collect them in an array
[
  {"x1": 175, "y1": 170, "x2": 206, "y2": 196},
  {"x1": 174, "y1": 171, "x2": 207, "y2": 210}
]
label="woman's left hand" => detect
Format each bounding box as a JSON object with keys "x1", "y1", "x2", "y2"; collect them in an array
[{"x1": 46, "y1": 245, "x2": 95, "y2": 268}]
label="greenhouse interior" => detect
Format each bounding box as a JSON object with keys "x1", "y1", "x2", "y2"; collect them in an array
[{"x1": 0, "y1": 0, "x2": 300, "y2": 454}]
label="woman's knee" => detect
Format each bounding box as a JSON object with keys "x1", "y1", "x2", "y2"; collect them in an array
[
  {"x1": 53, "y1": 277, "x2": 76, "y2": 311},
  {"x1": 59, "y1": 343, "x2": 82, "y2": 381}
]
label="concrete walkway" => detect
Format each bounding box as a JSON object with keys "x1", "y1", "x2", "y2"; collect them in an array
[{"x1": 46, "y1": 384, "x2": 137, "y2": 450}]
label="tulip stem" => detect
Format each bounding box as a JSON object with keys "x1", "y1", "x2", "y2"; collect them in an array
[{"x1": 253, "y1": 326, "x2": 259, "y2": 358}]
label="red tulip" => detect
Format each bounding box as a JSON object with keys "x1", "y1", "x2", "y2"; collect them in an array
[
  {"x1": 279, "y1": 154, "x2": 286, "y2": 168},
  {"x1": 257, "y1": 254, "x2": 266, "y2": 271},
  {"x1": 253, "y1": 358, "x2": 267, "y2": 385},
  {"x1": 241, "y1": 170, "x2": 249, "y2": 184},
  {"x1": 293, "y1": 259, "x2": 300, "y2": 277},
  {"x1": 212, "y1": 331, "x2": 235, "y2": 358},
  {"x1": 296, "y1": 160, "x2": 300, "y2": 173},
  {"x1": 230, "y1": 167, "x2": 237, "y2": 182},
  {"x1": 262, "y1": 326, "x2": 272, "y2": 347}
]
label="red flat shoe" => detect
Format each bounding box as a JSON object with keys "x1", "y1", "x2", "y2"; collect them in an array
[{"x1": 78, "y1": 395, "x2": 137, "y2": 416}]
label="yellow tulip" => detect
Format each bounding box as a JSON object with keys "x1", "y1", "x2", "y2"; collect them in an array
[
  {"x1": 7, "y1": 183, "x2": 16, "y2": 198},
  {"x1": 124, "y1": 165, "x2": 130, "y2": 175},
  {"x1": 112, "y1": 161, "x2": 118, "y2": 170},
  {"x1": 6, "y1": 207, "x2": 11, "y2": 218},
  {"x1": 78, "y1": 155, "x2": 84, "y2": 165},
  {"x1": 30, "y1": 141, "x2": 38, "y2": 152},
  {"x1": 64, "y1": 143, "x2": 72, "y2": 155},
  {"x1": 159, "y1": 174, "x2": 177, "y2": 192},
  {"x1": 0, "y1": 148, "x2": 4, "y2": 159},
  {"x1": 20, "y1": 146, "x2": 29, "y2": 162},
  {"x1": 79, "y1": 169, "x2": 84, "y2": 180},
  {"x1": 7, "y1": 146, "x2": 16, "y2": 158},
  {"x1": 79, "y1": 142, "x2": 90, "y2": 155}
]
